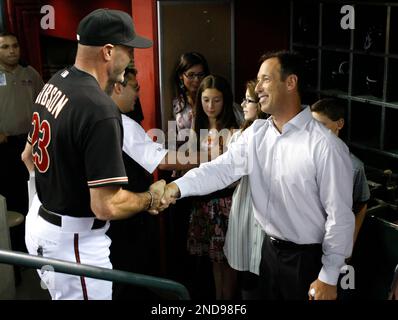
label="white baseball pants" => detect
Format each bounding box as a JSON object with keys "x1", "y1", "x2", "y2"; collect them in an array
[{"x1": 25, "y1": 195, "x2": 112, "y2": 300}]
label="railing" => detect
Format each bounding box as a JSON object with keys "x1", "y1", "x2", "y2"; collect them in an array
[{"x1": 0, "y1": 249, "x2": 190, "y2": 300}]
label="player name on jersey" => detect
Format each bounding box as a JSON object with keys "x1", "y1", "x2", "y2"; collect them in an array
[{"x1": 35, "y1": 83, "x2": 69, "y2": 119}]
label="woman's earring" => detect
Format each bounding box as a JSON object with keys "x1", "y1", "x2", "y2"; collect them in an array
[{"x1": 179, "y1": 80, "x2": 185, "y2": 90}]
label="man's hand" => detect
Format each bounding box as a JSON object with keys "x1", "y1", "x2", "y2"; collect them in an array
[
  {"x1": 308, "y1": 278, "x2": 337, "y2": 300},
  {"x1": 158, "y1": 182, "x2": 180, "y2": 211},
  {"x1": 21, "y1": 142, "x2": 34, "y2": 172},
  {"x1": 0, "y1": 133, "x2": 7, "y2": 144},
  {"x1": 147, "y1": 179, "x2": 166, "y2": 215}
]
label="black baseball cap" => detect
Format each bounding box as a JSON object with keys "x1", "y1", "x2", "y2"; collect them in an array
[{"x1": 77, "y1": 8, "x2": 152, "y2": 48}]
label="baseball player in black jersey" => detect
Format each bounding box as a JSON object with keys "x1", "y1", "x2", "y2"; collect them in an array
[{"x1": 22, "y1": 9, "x2": 167, "y2": 300}]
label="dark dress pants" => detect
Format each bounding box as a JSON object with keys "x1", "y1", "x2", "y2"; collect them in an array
[{"x1": 259, "y1": 234, "x2": 323, "y2": 300}]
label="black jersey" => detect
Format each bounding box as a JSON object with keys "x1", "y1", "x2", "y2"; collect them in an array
[{"x1": 28, "y1": 66, "x2": 128, "y2": 218}]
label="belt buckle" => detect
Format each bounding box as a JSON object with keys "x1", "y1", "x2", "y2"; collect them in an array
[
  {"x1": 269, "y1": 236, "x2": 289, "y2": 249},
  {"x1": 269, "y1": 236, "x2": 280, "y2": 246},
  {"x1": 269, "y1": 236, "x2": 278, "y2": 243}
]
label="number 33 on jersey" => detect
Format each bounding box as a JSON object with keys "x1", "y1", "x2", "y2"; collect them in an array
[{"x1": 30, "y1": 112, "x2": 51, "y2": 173}]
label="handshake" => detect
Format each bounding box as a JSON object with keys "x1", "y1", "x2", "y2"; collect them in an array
[{"x1": 146, "y1": 180, "x2": 181, "y2": 214}]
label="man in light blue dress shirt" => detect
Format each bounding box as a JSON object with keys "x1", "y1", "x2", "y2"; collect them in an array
[{"x1": 161, "y1": 51, "x2": 354, "y2": 300}]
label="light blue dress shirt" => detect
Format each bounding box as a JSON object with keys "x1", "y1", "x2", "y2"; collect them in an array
[{"x1": 175, "y1": 106, "x2": 355, "y2": 285}]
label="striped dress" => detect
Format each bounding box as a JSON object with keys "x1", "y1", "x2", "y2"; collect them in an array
[{"x1": 223, "y1": 131, "x2": 264, "y2": 275}]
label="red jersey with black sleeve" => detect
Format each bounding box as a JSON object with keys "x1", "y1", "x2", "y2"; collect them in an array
[{"x1": 28, "y1": 66, "x2": 128, "y2": 218}]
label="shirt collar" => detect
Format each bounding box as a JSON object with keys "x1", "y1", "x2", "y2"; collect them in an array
[
  {"x1": 0, "y1": 64, "x2": 21, "y2": 74},
  {"x1": 267, "y1": 105, "x2": 311, "y2": 134},
  {"x1": 288, "y1": 105, "x2": 312, "y2": 130}
]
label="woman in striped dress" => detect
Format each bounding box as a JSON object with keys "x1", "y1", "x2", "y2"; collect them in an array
[{"x1": 223, "y1": 80, "x2": 268, "y2": 299}]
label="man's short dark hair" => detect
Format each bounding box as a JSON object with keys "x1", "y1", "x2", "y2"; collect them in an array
[
  {"x1": 259, "y1": 50, "x2": 306, "y2": 96},
  {"x1": 120, "y1": 67, "x2": 137, "y2": 86},
  {"x1": 124, "y1": 67, "x2": 137, "y2": 77},
  {"x1": 310, "y1": 98, "x2": 345, "y2": 121},
  {"x1": 0, "y1": 31, "x2": 18, "y2": 38}
]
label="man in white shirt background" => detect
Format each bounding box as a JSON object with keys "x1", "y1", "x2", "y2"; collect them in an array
[
  {"x1": 161, "y1": 51, "x2": 355, "y2": 300},
  {"x1": 108, "y1": 66, "x2": 199, "y2": 299},
  {"x1": 108, "y1": 67, "x2": 165, "y2": 299}
]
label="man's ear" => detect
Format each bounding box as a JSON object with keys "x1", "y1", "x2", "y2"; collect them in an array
[
  {"x1": 337, "y1": 118, "x2": 345, "y2": 131},
  {"x1": 102, "y1": 44, "x2": 114, "y2": 62},
  {"x1": 113, "y1": 82, "x2": 122, "y2": 95},
  {"x1": 286, "y1": 74, "x2": 298, "y2": 92}
]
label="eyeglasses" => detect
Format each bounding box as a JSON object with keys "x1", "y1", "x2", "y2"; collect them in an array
[
  {"x1": 183, "y1": 72, "x2": 206, "y2": 81},
  {"x1": 242, "y1": 98, "x2": 258, "y2": 104},
  {"x1": 119, "y1": 79, "x2": 140, "y2": 91},
  {"x1": 130, "y1": 83, "x2": 140, "y2": 91}
]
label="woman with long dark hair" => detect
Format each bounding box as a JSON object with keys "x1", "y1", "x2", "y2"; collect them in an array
[
  {"x1": 172, "y1": 52, "x2": 210, "y2": 143},
  {"x1": 187, "y1": 75, "x2": 238, "y2": 299}
]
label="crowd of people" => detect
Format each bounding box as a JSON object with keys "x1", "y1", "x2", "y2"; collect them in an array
[{"x1": 0, "y1": 8, "x2": 372, "y2": 301}]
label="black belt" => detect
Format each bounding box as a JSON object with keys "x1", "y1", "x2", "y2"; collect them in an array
[
  {"x1": 38, "y1": 206, "x2": 106, "y2": 230},
  {"x1": 267, "y1": 235, "x2": 321, "y2": 250}
]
